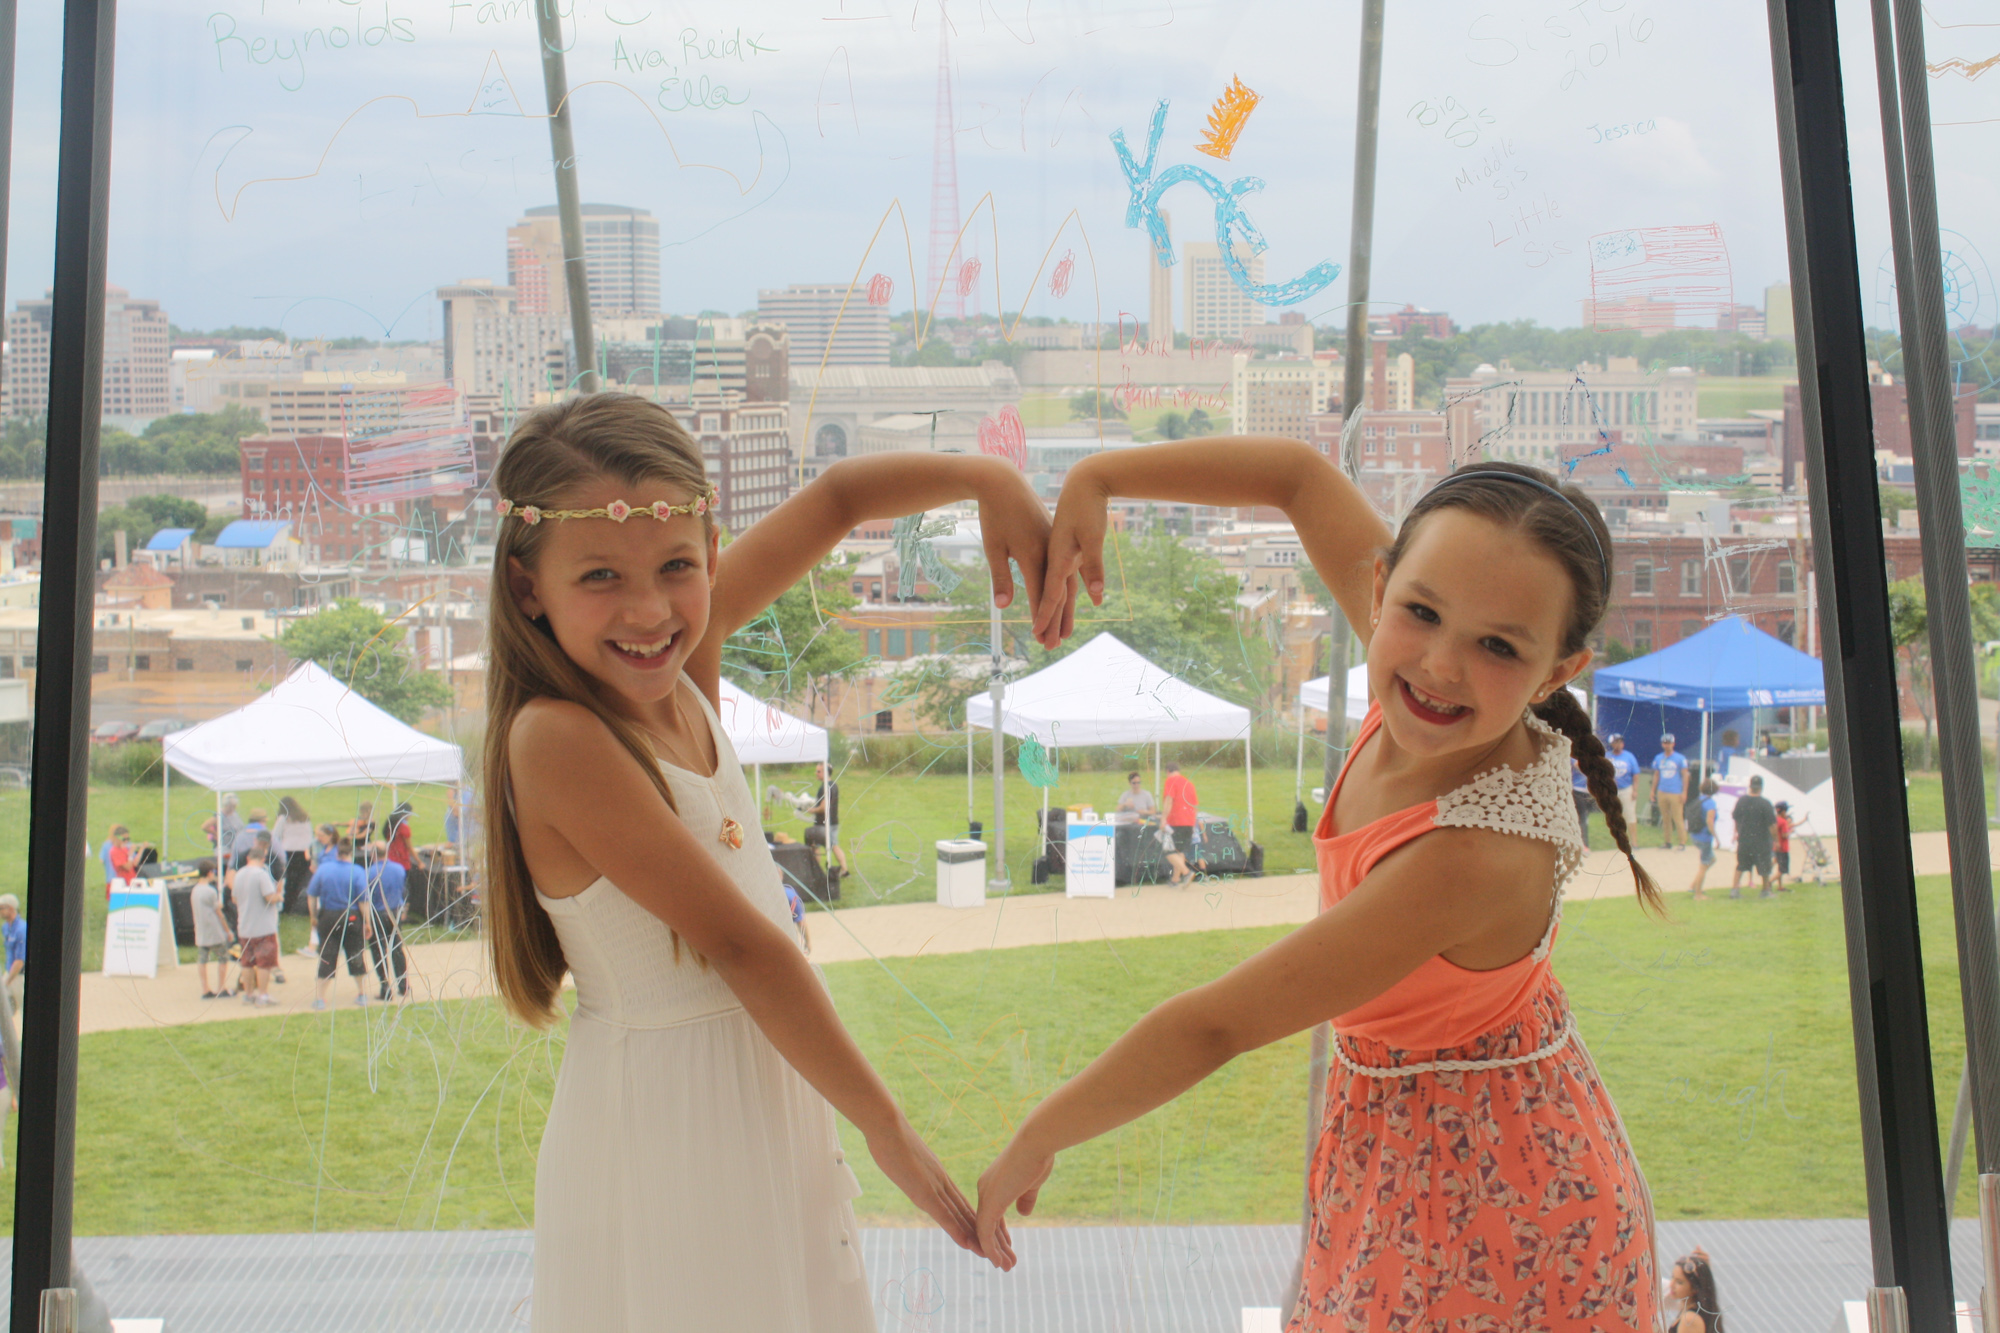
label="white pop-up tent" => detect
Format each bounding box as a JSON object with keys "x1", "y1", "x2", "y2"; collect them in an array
[
  {"x1": 966, "y1": 633, "x2": 1256, "y2": 849},
  {"x1": 161, "y1": 662, "x2": 464, "y2": 879},
  {"x1": 716, "y1": 678, "x2": 828, "y2": 808}
]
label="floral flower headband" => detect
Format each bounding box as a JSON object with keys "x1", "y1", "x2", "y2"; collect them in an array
[{"x1": 496, "y1": 486, "x2": 718, "y2": 526}]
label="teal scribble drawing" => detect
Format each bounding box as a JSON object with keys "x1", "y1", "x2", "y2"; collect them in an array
[
  {"x1": 891, "y1": 512, "x2": 964, "y2": 600},
  {"x1": 1111, "y1": 100, "x2": 1341, "y2": 307},
  {"x1": 1962, "y1": 469, "x2": 2000, "y2": 547},
  {"x1": 1019, "y1": 737, "x2": 1060, "y2": 789}
]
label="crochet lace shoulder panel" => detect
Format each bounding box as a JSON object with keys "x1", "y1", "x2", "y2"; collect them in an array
[{"x1": 1430, "y1": 710, "x2": 1585, "y2": 891}]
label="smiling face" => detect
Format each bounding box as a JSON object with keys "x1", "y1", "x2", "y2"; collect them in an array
[
  {"x1": 506, "y1": 474, "x2": 720, "y2": 716},
  {"x1": 1368, "y1": 508, "x2": 1590, "y2": 761}
]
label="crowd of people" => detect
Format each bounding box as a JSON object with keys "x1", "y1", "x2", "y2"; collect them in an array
[
  {"x1": 97, "y1": 793, "x2": 426, "y2": 1008},
  {"x1": 1569, "y1": 730, "x2": 1803, "y2": 902}
]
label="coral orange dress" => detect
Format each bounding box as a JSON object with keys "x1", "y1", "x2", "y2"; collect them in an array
[{"x1": 1290, "y1": 702, "x2": 1658, "y2": 1332}]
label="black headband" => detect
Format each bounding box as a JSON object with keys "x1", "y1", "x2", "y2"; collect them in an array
[{"x1": 1426, "y1": 469, "x2": 1610, "y2": 588}]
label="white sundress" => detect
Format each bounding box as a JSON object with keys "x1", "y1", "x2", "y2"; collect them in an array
[{"x1": 530, "y1": 679, "x2": 876, "y2": 1332}]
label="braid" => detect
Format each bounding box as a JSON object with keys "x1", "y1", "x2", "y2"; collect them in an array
[{"x1": 1533, "y1": 689, "x2": 1666, "y2": 916}]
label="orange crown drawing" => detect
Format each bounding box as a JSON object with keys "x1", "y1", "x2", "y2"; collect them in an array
[{"x1": 1195, "y1": 77, "x2": 1262, "y2": 160}]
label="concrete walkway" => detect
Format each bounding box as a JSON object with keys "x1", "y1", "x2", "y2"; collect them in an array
[{"x1": 66, "y1": 828, "x2": 1979, "y2": 1036}]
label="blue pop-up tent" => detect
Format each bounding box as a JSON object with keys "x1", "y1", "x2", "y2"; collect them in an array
[{"x1": 1592, "y1": 616, "x2": 1826, "y2": 775}]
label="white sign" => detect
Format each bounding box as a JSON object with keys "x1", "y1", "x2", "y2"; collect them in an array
[
  {"x1": 1066, "y1": 815, "x2": 1115, "y2": 899},
  {"x1": 103, "y1": 881, "x2": 165, "y2": 979}
]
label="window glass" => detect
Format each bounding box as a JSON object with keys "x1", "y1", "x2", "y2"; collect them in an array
[{"x1": 40, "y1": 0, "x2": 1993, "y2": 1324}]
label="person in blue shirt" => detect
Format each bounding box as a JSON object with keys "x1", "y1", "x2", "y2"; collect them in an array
[
  {"x1": 1605, "y1": 734, "x2": 1641, "y2": 833},
  {"x1": 1715, "y1": 728, "x2": 1742, "y2": 779},
  {"x1": 0, "y1": 893, "x2": 24, "y2": 1016},
  {"x1": 1688, "y1": 776, "x2": 1721, "y2": 899},
  {"x1": 306, "y1": 837, "x2": 373, "y2": 1009},
  {"x1": 1651, "y1": 733, "x2": 1693, "y2": 849},
  {"x1": 1570, "y1": 758, "x2": 1594, "y2": 841},
  {"x1": 365, "y1": 840, "x2": 410, "y2": 1002}
]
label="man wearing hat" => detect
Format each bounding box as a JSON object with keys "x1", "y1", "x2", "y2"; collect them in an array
[
  {"x1": 1652, "y1": 733, "x2": 1692, "y2": 849},
  {"x1": 1605, "y1": 734, "x2": 1640, "y2": 833}
]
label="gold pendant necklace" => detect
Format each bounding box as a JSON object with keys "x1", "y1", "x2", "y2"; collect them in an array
[{"x1": 648, "y1": 687, "x2": 741, "y2": 850}]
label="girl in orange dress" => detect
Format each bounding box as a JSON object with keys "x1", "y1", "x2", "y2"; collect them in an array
[{"x1": 974, "y1": 440, "x2": 1664, "y2": 1330}]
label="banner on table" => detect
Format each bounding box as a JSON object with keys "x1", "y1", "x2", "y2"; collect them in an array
[
  {"x1": 104, "y1": 881, "x2": 165, "y2": 979},
  {"x1": 1066, "y1": 815, "x2": 1115, "y2": 899}
]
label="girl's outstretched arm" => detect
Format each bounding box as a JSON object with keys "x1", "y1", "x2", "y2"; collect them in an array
[
  {"x1": 688, "y1": 453, "x2": 1050, "y2": 696},
  {"x1": 971, "y1": 824, "x2": 1558, "y2": 1267},
  {"x1": 511, "y1": 698, "x2": 1000, "y2": 1262},
  {"x1": 1031, "y1": 437, "x2": 1391, "y2": 648}
]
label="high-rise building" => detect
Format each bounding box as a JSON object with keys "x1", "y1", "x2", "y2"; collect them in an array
[
  {"x1": 437, "y1": 279, "x2": 568, "y2": 401},
  {"x1": 5, "y1": 285, "x2": 170, "y2": 425},
  {"x1": 598, "y1": 318, "x2": 790, "y2": 406},
  {"x1": 1233, "y1": 351, "x2": 1414, "y2": 439},
  {"x1": 512, "y1": 204, "x2": 660, "y2": 319},
  {"x1": 1182, "y1": 242, "x2": 1264, "y2": 342},
  {"x1": 686, "y1": 397, "x2": 792, "y2": 530},
  {"x1": 757, "y1": 284, "x2": 891, "y2": 367}
]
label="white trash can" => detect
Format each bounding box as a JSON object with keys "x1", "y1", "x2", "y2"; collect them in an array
[{"x1": 935, "y1": 839, "x2": 987, "y2": 908}]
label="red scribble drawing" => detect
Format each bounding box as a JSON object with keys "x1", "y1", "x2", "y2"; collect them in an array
[
  {"x1": 977, "y1": 405, "x2": 1027, "y2": 470},
  {"x1": 866, "y1": 273, "x2": 895, "y2": 305},
  {"x1": 341, "y1": 384, "x2": 476, "y2": 501},
  {"x1": 1586, "y1": 224, "x2": 1734, "y2": 330},
  {"x1": 956, "y1": 257, "x2": 983, "y2": 297},
  {"x1": 1050, "y1": 249, "x2": 1076, "y2": 297},
  {"x1": 1928, "y1": 51, "x2": 2000, "y2": 78},
  {"x1": 1194, "y1": 75, "x2": 1260, "y2": 160}
]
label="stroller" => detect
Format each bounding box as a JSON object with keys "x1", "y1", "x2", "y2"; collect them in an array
[{"x1": 1790, "y1": 813, "x2": 1832, "y2": 883}]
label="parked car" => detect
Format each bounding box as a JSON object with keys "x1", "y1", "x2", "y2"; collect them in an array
[
  {"x1": 136, "y1": 718, "x2": 187, "y2": 741},
  {"x1": 90, "y1": 720, "x2": 139, "y2": 746}
]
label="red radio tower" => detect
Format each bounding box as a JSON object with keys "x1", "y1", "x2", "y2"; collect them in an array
[{"x1": 926, "y1": 8, "x2": 962, "y2": 324}]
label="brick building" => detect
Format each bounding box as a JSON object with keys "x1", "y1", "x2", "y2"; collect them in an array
[
  {"x1": 238, "y1": 433, "x2": 386, "y2": 563},
  {"x1": 1781, "y1": 378, "x2": 1978, "y2": 489}
]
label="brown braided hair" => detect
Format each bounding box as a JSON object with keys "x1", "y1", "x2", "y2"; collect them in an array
[{"x1": 1388, "y1": 461, "x2": 1666, "y2": 916}]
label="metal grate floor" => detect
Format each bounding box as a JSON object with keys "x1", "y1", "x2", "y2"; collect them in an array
[{"x1": 0, "y1": 1220, "x2": 1989, "y2": 1331}]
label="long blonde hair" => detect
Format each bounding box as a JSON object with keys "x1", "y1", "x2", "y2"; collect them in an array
[{"x1": 483, "y1": 393, "x2": 715, "y2": 1027}]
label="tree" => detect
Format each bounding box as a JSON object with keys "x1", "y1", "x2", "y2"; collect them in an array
[
  {"x1": 1068, "y1": 389, "x2": 1127, "y2": 421},
  {"x1": 95, "y1": 493, "x2": 209, "y2": 563},
  {"x1": 1888, "y1": 577, "x2": 1934, "y2": 769},
  {"x1": 1032, "y1": 527, "x2": 1271, "y2": 706},
  {"x1": 1878, "y1": 488, "x2": 1918, "y2": 526},
  {"x1": 278, "y1": 600, "x2": 452, "y2": 724},
  {"x1": 1157, "y1": 411, "x2": 1188, "y2": 440},
  {"x1": 1186, "y1": 408, "x2": 1214, "y2": 435},
  {"x1": 719, "y1": 560, "x2": 868, "y2": 723}
]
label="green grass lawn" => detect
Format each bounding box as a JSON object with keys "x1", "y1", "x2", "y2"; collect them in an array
[
  {"x1": 4, "y1": 873, "x2": 1991, "y2": 1235},
  {"x1": 1697, "y1": 375, "x2": 1793, "y2": 419}
]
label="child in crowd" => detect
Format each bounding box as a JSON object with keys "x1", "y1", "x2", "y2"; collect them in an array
[
  {"x1": 1688, "y1": 776, "x2": 1721, "y2": 900},
  {"x1": 975, "y1": 442, "x2": 1661, "y2": 1329},
  {"x1": 190, "y1": 861, "x2": 233, "y2": 1000},
  {"x1": 1773, "y1": 801, "x2": 1793, "y2": 890},
  {"x1": 483, "y1": 393, "x2": 1045, "y2": 1328}
]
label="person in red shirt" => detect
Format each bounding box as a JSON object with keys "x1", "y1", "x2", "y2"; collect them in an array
[
  {"x1": 1773, "y1": 801, "x2": 1793, "y2": 891},
  {"x1": 1160, "y1": 763, "x2": 1200, "y2": 886}
]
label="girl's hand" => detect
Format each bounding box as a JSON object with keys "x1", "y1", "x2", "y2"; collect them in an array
[
  {"x1": 1032, "y1": 465, "x2": 1107, "y2": 649},
  {"x1": 971, "y1": 458, "x2": 1056, "y2": 621},
  {"x1": 974, "y1": 1133, "x2": 1055, "y2": 1271},
  {"x1": 866, "y1": 1114, "x2": 1000, "y2": 1264}
]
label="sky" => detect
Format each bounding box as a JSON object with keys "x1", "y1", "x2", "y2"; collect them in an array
[{"x1": 0, "y1": 0, "x2": 1991, "y2": 345}]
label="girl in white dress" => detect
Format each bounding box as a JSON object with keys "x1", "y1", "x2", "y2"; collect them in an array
[{"x1": 483, "y1": 394, "x2": 1046, "y2": 1330}]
